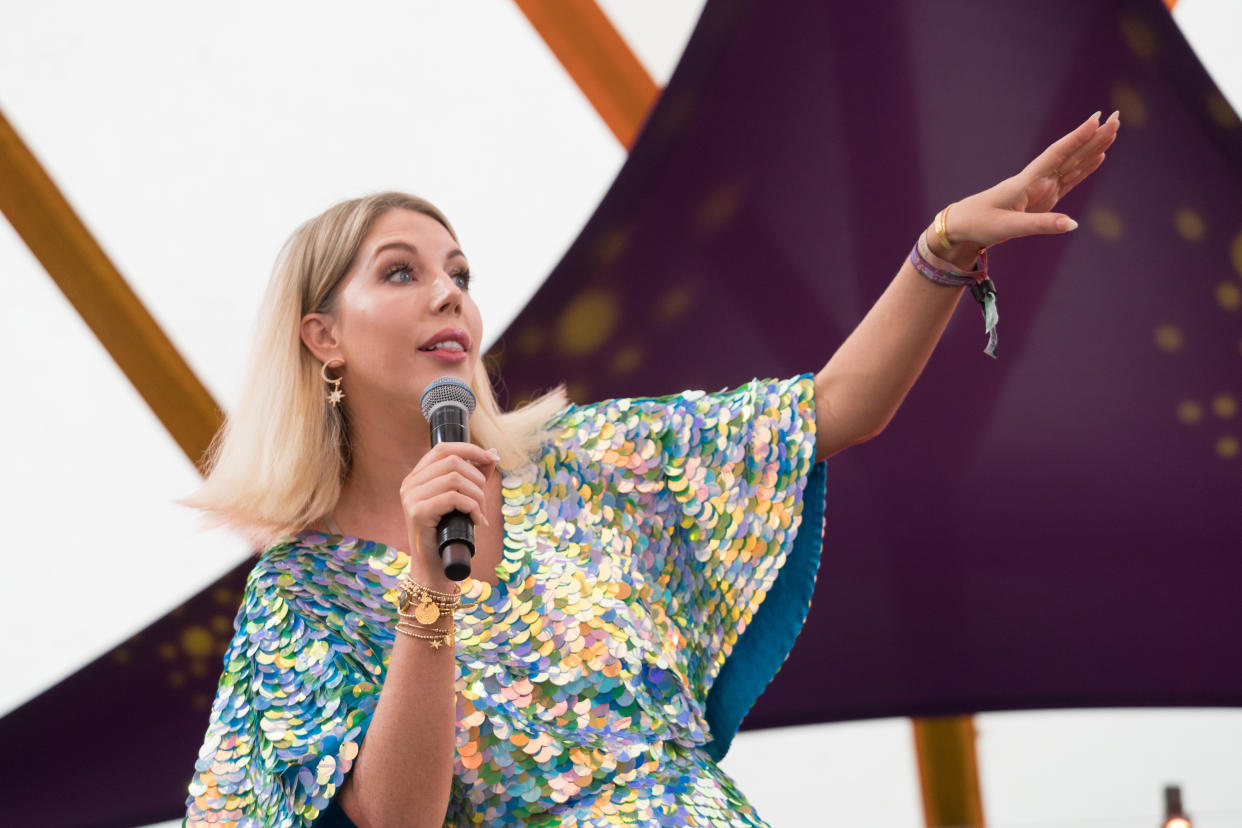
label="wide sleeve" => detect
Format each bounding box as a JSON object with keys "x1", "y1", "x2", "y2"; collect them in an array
[
  {"x1": 184, "y1": 550, "x2": 381, "y2": 827},
  {"x1": 543, "y1": 373, "x2": 828, "y2": 760}
]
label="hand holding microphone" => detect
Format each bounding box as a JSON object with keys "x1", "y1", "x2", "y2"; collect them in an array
[{"x1": 399, "y1": 377, "x2": 493, "y2": 583}]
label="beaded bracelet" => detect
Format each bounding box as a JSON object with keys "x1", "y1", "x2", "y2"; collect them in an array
[
  {"x1": 910, "y1": 230, "x2": 999, "y2": 359},
  {"x1": 396, "y1": 575, "x2": 474, "y2": 625},
  {"x1": 395, "y1": 620, "x2": 455, "y2": 650}
]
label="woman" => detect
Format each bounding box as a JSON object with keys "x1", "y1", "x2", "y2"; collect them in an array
[{"x1": 183, "y1": 110, "x2": 1120, "y2": 826}]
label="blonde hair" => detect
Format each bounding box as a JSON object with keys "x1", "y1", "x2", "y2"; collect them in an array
[{"x1": 179, "y1": 191, "x2": 568, "y2": 549}]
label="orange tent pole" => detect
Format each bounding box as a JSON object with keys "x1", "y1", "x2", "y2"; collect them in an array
[{"x1": 0, "y1": 107, "x2": 222, "y2": 471}]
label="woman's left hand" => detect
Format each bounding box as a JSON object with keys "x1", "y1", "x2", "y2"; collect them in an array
[{"x1": 938, "y1": 109, "x2": 1121, "y2": 254}]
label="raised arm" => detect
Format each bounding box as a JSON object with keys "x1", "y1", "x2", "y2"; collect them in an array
[
  {"x1": 335, "y1": 442, "x2": 499, "y2": 827},
  {"x1": 813, "y1": 110, "x2": 1121, "y2": 463}
]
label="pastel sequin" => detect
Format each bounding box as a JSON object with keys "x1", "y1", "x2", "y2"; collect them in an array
[{"x1": 186, "y1": 375, "x2": 820, "y2": 826}]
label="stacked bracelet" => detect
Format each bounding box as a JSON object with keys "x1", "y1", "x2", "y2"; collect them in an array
[
  {"x1": 394, "y1": 575, "x2": 472, "y2": 649},
  {"x1": 395, "y1": 620, "x2": 455, "y2": 649},
  {"x1": 397, "y1": 576, "x2": 472, "y2": 621},
  {"x1": 910, "y1": 218, "x2": 1000, "y2": 359}
]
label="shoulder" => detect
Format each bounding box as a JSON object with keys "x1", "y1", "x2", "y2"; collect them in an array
[
  {"x1": 243, "y1": 531, "x2": 408, "y2": 620},
  {"x1": 541, "y1": 375, "x2": 814, "y2": 445}
]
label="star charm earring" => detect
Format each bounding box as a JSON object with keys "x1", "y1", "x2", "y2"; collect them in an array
[{"x1": 321, "y1": 359, "x2": 345, "y2": 407}]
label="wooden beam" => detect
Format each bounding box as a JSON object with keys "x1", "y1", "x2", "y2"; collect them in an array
[
  {"x1": 0, "y1": 107, "x2": 222, "y2": 471},
  {"x1": 913, "y1": 715, "x2": 987, "y2": 827},
  {"x1": 512, "y1": 0, "x2": 660, "y2": 148}
]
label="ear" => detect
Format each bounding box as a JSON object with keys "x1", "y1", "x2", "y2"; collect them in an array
[{"x1": 300, "y1": 312, "x2": 342, "y2": 365}]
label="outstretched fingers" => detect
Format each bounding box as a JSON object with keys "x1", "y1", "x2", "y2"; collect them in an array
[
  {"x1": 1056, "y1": 151, "x2": 1107, "y2": 196},
  {"x1": 1028, "y1": 111, "x2": 1120, "y2": 180},
  {"x1": 1026, "y1": 112, "x2": 1099, "y2": 176}
]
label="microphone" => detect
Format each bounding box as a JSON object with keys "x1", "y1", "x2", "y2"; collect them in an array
[{"x1": 419, "y1": 376, "x2": 478, "y2": 581}]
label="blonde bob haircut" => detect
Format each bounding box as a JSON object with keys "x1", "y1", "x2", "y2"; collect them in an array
[{"x1": 180, "y1": 191, "x2": 568, "y2": 549}]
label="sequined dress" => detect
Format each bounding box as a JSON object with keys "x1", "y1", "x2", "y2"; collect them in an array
[{"x1": 185, "y1": 374, "x2": 828, "y2": 827}]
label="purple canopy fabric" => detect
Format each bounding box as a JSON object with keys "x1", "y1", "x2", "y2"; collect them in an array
[
  {"x1": 4, "y1": 0, "x2": 1239, "y2": 823},
  {"x1": 489, "y1": 0, "x2": 1242, "y2": 728}
]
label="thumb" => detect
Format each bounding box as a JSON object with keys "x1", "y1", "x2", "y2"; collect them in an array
[
  {"x1": 998, "y1": 211, "x2": 1078, "y2": 240},
  {"x1": 1050, "y1": 213, "x2": 1079, "y2": 233}
]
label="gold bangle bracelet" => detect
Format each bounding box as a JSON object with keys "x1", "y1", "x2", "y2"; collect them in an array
[
  {"x1": 935, "y1": 204, "x2": 953, "y2": 252},
  {"x1": 396, "y1": 576, "x2": 474, "y2": 624},
  {"x1": 397, "y1": 576, "x2": 462, "y2": 599}
]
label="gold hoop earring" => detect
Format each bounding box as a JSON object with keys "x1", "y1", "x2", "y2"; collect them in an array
[{"x1": 321, "y1": 359, "x2": 345, "y2": 407}]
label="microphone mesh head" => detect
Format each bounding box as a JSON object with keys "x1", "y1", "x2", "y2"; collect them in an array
[{"x1": 420, "y1": 376, "x2": 477, "y2": 420}]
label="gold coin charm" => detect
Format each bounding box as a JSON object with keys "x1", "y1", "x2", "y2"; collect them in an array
[{"x1": 414, "y1": 599, "x2": 441, "y2": 625}]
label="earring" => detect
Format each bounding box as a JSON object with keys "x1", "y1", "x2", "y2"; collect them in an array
[{"x1": 321, "y1": 359, "x2": 345, "y2": 407}]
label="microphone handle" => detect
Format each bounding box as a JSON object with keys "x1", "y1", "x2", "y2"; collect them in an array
[
  {"x1": 438, "y1": 514, "x2": 474, "y2": 582},
  {"x1": 429, "y1": 405, "x2": 474, "y2": 581}
]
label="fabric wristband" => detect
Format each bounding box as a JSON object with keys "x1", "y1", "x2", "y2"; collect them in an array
[{"x1": 911, "y1": 233, "x2": 999, "y2": 359}]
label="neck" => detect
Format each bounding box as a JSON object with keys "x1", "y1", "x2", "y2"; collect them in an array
[{"x1": 334, "y1": 392, "x2": 433, "y2": 540}]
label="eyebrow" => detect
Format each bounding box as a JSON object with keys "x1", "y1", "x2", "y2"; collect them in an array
[{"x1": 370, "y1": 240, "x2": 466, "y2": 264}]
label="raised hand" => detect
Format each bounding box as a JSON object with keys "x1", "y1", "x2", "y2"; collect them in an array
[{"x1": 938, "y1": 110, "x2": 1122, "y2": 253}]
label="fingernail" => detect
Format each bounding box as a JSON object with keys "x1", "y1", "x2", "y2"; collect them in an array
[
  {"x1": 487, "y1": 447, "x2": 501, "y2": 460},
  {"x1": 1090, "y1": 110, "x2": 1101, "y2": 123},
  {"x1": 1109, "y1": 109, "x2": 1120, "y2": 121},
  {"x1": 1059, "y1": 217, "x2": 1079, "y2": 231}
]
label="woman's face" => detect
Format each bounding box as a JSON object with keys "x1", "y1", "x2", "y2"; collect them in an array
[{"x1": 302, "y1": 208, "x2": 483, "y2": 409}]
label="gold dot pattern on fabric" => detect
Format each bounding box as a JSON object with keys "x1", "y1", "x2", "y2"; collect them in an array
[
  {"x1": 1216, "y1": 435, "x2": 1238, "y2": 459},
  {"x1": 1213, "y1": 394, "x2": 1237, "y2": 419},
  {"x1": 1088, "y1": 207, "x2": 1124, "y2": 241},
  {"x1": 185, "y1": 375, "x2": 819, "y2": 827},
  {"x1": 1153, "y1": 324, "x2": 1183, "y2": 352},
  {"x1": 695, "y1": 182, "x2": 744, "y2": 234},
  {"x1": 1215, "y1": 282, "x2": 1241, "y2": 311},
  {"x1": 1177, "y1": 400, "x2": 1202, "y2": 425},
  {"x1": 595, "y1": 226, "x2": 630, "y2": 269},
  {"x1": 1118, "y1": 11, "x2": 1159, "y2": 60},
  {"x1": 517, "y1": 326, "x2": 545, "y2": 356},
  {"x1": 1173, "y1": 207, "x2": 1205, "y2": 242},
  {"x1": 660, "y1": 284, "x2": 698, "y2": 322},
  {"x1": 1111, "y1": 83, "x2": 1148, "y2": 126},
  {"x1": 557, "y1": 289, "x2": 620, "y2": 356},
  {"x1": 182, "y1": 625, "x2": 216, "y2": 659},
  {"x1": 609, "y1": 343, "x2": 644, "y2": 377}
]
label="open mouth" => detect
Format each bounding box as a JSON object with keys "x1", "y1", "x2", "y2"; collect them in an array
[
  {"x1": 419, "y1": 340, "x2": 466, "y2": 353},
  {"x1": 418, "y1": 328, "x2": 471, "y2": 354}
]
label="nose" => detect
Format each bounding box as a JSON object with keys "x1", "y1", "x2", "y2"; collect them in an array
[{"x1": 429, "y1": 269, "x2": 463, "y2": 316}]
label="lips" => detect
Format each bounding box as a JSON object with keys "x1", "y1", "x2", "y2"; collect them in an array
[{"x1": 418, "y1": 328, "x2": 471, "y2": 353}]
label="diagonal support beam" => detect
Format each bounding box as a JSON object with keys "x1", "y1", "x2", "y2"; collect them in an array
[
  {"x1": 0, "y1": 107, "x2": 222, "y2": 471},
  {"x1": 512, "y1": 0, "x2": 660, "y2": 148},
  {"x1": 913, "y1": 715, "x2": 987, "y2": 827}
]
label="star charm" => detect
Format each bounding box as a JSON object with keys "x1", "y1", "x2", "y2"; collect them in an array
[
  {"x1": 430, "y1": 638, "x2": 443, "y2": 649},
  {"x1": 328, "y1": 388, "x2": 344, "y2": 406}
]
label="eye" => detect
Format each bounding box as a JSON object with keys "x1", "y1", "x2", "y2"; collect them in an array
[
  {"x1": 383, "y1": 261, "x2": 416, "y2": 284},
  {"x1": 452, "y1": 269, "x2": 472, "y2": 290}
]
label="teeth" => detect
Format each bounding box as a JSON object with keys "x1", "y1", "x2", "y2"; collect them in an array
[{"x1": 427, "y1": 340, "x2": 464, "y2": 352}]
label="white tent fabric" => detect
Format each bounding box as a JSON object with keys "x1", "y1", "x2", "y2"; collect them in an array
[{"x1": 1, "y1": 1, "x2": 1239, "y2": 825}]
